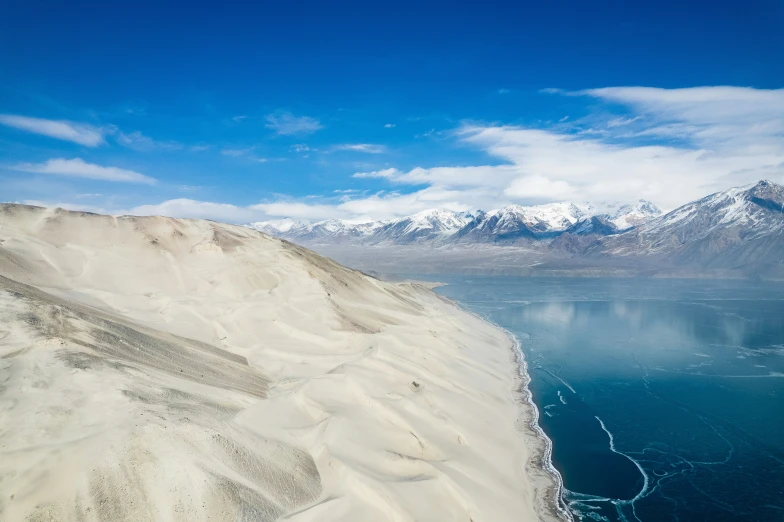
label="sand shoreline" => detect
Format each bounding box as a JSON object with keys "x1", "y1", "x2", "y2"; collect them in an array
[
  {"x1": 437, "y1": 294, "x2": 572, "y2": 521},
  {"x1": 508, "y1": 332, "x2": 574, "y2": 521}
]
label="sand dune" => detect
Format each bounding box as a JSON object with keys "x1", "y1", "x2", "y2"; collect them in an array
[{"x1": 0, "y1": 204, "x2": 562, "y2": 521}]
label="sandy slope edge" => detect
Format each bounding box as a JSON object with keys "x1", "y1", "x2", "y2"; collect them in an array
[
  {"x1": 0, "y1": 204, "x2": 563, "y2": 521},
  {"x1": 442, "y1": 299, "x2": 573, "y2": 522}
]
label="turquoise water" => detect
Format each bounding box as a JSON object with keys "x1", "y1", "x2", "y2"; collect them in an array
[{"x1": 432, "y1": 277, "x2": 784, "y2": 522}]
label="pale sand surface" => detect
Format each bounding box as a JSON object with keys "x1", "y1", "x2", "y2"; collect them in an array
[{"x1": 0, "y1": 204, "x2": 563, "y2": 521}]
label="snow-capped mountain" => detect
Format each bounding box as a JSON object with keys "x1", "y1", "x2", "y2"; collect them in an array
[
  {"x1": 606, "y1": 200, "x2": 664, "y2": 230},
  {"x1": 589, "y1": 180, "x2": 784, "y2": 273},
  {"x1": 451, "y1": 200, "x2": 662, "y2": 243},
  {"x1": 247, "y1": 209, "x2": 472, "y2": 245},
  {"x1": 453, "y1": 202, "x2": 587, "y2": 243},
  {"x1": 288, "y1": 219, "x2": 384, "y2": 243},
  {"x1": 245, "y1": 218, "x2": 305, "y2": 235},
  {"x1": 370, "y1": 209, "x2": 474, "y2": 244},
  {"x1": 246, "y1": 199, "x2": 662, "y2": 246},
  {"x1": 564, "y1": 200, "x2": 663, "y2": 235}
]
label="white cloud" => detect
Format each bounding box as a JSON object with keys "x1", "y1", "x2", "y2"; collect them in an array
[
  {"x1": 0, "y1": 114, "x2": 188, "y2": 152},
  {"x1": 582, "y1": 87, "x2": 784, "y2": 150},
  {"x1": 250, "y1": 201, "x2": 347, "y2": 221},
  {"x1": 335, "y1": 188, "x2": 472, "y2": 220},
  {"x1": 504, "y1": 175, "x2": 574, "y2": 199},
  {"x1": 265, "y1": 112, "x2": 323, "y2": 136},
  {"x1": 606, "y1": 116, "x2": 639, "y2": 128},
  {"x1": 128, "y1": 199, "x2": 258, "y2": 222},
  {"x1": 291, "y1": 144, "x2": 310, "y2": 153},
  {"x1": 14, "y1": 158, "x2": 156, "y2": 185},
  {"x1": 251, "y1": 186, "x2": 473, "y2": 222},
  {"x1": 453, "y1": 123, "x2": 782, "y2": 207},
  {"x1": 0, "y1": 114, "x2": 105, "y2": 146},
  {"x1": 354, "y1": 164, "x2": 518, "y2": 189},
  {"x1": 116, "y1": 130, "x2": 182, "y2": 151},
  {"x1": 343, "y1": 87, "x2": 784, "y2": 211},
  {"x1": 352, "y1": 168, "x2": 398, "y2": 179},
  {"x1": 559, "y1": 116, "x2": 569, "y2": 123},
  {"x1": 331, "y1": 143, "x2": 386, "y2": 154},
  {"x1": 583, "y1": 86, "x2": 784, "y2": 124},
  {"x1": 384, "y1": 123, "x2": 396, "y2": 128},
  {"x1": 221, "y1": 147, "x2": 255, "y2": 157},
  {"x1": 220, "y1": 146, "x2": 269, "y2": 163}
]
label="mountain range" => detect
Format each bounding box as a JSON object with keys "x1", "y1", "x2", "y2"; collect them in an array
[
  {"x1": 247, "y1": 180, "x2": 784, "y2": 279},
  {"x1": 247, "y1": 199, "x2": 663, "y2": 245}
]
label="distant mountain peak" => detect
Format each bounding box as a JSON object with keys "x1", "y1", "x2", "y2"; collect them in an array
[
  {"x1": 591, "y1": 179, "x2": 784, "y2": 266},
  {"x1": 246, "y1": 217, "x2": 306, "y2": 235},
  {"x1": 246, "y1": 197, "x2": 666, "y2": 246}
]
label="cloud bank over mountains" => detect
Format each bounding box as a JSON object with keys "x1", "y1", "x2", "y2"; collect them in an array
[{"x1": 7, "y1": 87, "x2": 784, "y2": 223}]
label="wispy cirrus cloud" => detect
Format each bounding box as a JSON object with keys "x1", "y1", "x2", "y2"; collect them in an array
[
  {"x1": 0, "y1": 114, "x2": 106, "y2": 146},
  {"x1": 331, "y1": 143, "x2": 386, "y2": 154},
  {"x1": 0, "y1": 113, "x2": 189, "y2": 152},
  {"x1": 115, "y1": 130, "x2": 183, "y2": 151},
  {"x1": 265, "y1": 112, "x2": 323, "y2": 136},
  {"x1": 581, "y1": 86, "x2": 784, "y2": 149},
  {"x1": 606, "y1": 116, "x2": 639, "y2": 128},
  {"x1": 220, "y1": 146, "x2": 255, "y2": 157},
  {"x1": 14, "y1": 158, "x2": 156, "y2": 185},
  {"x1": 219, "y1": 146, "x2": 270, "y2": 163},
  {"x1": 415, "y1": 128, "x2": 436, "y2": 139}
]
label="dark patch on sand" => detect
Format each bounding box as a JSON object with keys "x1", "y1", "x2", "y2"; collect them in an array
[{"x1": 0, "y1": 274, "x2": 268, "y2": 399}]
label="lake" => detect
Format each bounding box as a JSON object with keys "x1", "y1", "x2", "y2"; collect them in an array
[{"x1": 433, "y1": 277, "x2": 784, "y2": 522}]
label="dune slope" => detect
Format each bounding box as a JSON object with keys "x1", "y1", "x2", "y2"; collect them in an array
[{"x1": 0, "y1": 204, "x2": 561, "y2": 521}]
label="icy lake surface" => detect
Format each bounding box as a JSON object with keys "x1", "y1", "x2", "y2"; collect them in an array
[{"x1": 433, "y1": 277, "x2": 784, "y2": 522}]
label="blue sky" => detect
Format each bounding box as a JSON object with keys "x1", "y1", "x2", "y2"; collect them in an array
[{"x1": 2, "y1": 1, "x2": 783, "y2": 222}]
